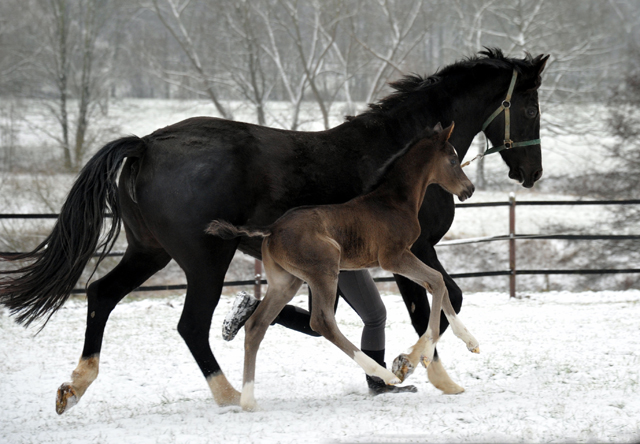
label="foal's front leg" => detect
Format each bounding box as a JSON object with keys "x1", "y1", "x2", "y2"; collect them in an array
[{"x1": 383, "y1": 251, "x2": 479, "y2": 382}]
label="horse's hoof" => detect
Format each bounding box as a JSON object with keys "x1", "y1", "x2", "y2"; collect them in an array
[
  {"x1": 56, "y1": 383, "x2": 79, "y2": 415},
  {"x1": 391, "y1": 353, "x2": 415, "y2": 382}
]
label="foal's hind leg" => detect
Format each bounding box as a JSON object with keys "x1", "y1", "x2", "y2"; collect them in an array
[
  {"x1": 306, "y1": 275, "x2": 400, "y2": 386},
  {"x1": 241, "y1": 259, "x2": 303, "y2": 411},
  {"x1": 56, "y1": 245, "x2": 171, "y2": 414}
]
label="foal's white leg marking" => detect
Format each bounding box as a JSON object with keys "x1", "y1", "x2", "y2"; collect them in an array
[
  {"x1": 427, "y1": 357, "x2": 465, "y2": 395},
  {"x1": 448, "y1": 316, "x2": 480, "y2": 353},
  {"x1": 55, "y1": 355, "x2": 100, "y2": 415},
  {"x1": 207, "y1": 372, "x2": 241, "y2": 406},
  {"x1": 353, "y1": 351, "x2": 401, "y2": 385},
  {"x1": 240, "y1": 381, "x2": 258, "y2": 412}
]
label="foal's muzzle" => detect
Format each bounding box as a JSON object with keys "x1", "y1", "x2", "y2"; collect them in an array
[{"x1": 457, "y1": 182, "x2": 475, "y2": 202}]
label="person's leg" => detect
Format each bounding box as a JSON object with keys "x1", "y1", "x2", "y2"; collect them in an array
[
  {"x1": 222, "y1": 287, "x2": 338, "y2": 341},
  {"x1": 338, "y1": 270, "x2": 417, "y2": 395}
]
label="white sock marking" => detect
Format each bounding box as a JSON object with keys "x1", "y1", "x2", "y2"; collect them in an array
[
  {"x1": 240, "y1": 381, "x2": 258, "y2": 411},
  {"x1": 353, "y1": 351, "x2": 401, "y2": 385}
]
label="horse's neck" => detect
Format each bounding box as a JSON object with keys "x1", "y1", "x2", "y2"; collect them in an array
[
  {"x1": 330, "y1": 69, "x2": 506, "y2": 193},
  {"x1": 390, "y1": 73, "x2": 506, "y2": 161}
]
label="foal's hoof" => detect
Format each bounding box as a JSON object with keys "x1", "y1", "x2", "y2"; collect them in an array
[
  {"x1": 391, "y1": 354, "x2": 415, "y2": 382},
  {"x1": 56, "y1": 383, "x2": 79, "y2": 415},
  {"x1": 420, "y1": 355, "x2": 432, "y2": 368}
]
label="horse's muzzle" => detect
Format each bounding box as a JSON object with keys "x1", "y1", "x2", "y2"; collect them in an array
[{"x1": 511, "y1": 167, "x2": 543, "y2": 189}]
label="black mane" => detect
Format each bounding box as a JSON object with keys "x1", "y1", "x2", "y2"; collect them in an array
[{"x1": 350, "y1": 48, "x2": 538, "y2": 122}]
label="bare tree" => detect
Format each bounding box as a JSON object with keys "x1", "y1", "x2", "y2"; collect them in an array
[
  {"x1": 22, "y1": 0, "x2": 119, "y2": 171},
  {"x1": 151, "y1": 0, "x2": 232, "y2": 119},
  {"x1": 349, "y1": 0, "x2": 429, "y2": 104},
  {"x1": 220, "y1": 1, "x2": 274, "y2": 125}
]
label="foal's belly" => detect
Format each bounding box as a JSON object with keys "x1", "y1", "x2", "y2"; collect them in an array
[{"x1": 339, "y1": 256, "x2": 380, "y2": 271}]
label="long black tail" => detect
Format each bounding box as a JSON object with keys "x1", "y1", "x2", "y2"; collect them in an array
[
  {"x1": 206, "y1": 220, "x2": 271, "y2": 240},
  {"x1": 0, "y1": 136, "x2": 147, "y2": 328}
]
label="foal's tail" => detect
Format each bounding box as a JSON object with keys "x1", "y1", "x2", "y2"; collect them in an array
[
  {"x1": 206, "y1": 220, "x2": 271, "y2": 240},
  {"x1": 0, "y1": 136, "x2": 147, "y2": 328}
]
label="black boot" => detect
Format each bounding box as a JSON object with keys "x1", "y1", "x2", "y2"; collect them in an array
[{"x1": 363, "y1": 349, "x2": 417, "y2": 395}]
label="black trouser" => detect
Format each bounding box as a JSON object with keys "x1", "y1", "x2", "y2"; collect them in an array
[{"x1": 273, "y1": 270, "x2": 386, "y2": 352}]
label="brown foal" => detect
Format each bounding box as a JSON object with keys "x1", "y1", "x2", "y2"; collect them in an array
[{"x1": 207, "y1": 123, "x2": 479, "y2": 411}]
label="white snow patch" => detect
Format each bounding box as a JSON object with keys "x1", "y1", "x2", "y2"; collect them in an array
[{"x1": 1, "y1": 290, "x2": 639, "y2": 443}]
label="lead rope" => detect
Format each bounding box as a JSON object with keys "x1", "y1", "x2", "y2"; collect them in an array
[{"x1": 461, "y1": 151, "x2": 484, "y2": 168}]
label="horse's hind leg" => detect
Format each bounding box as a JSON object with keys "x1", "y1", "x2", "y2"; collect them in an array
[
  {"x1": 174, "y1": 237, "x2": 243, "y2": 407},
  {"x1": 306, "y1": 276, "x2": 400, "y2": 386},
  {"x1": 241, "y1": 257, "x2": 303, "y2": 411},
  {"x1": 56, "y1": 245, "x2": 171, "y2": 414}
]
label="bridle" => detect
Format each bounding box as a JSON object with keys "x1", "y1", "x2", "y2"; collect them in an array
[{"x1": 462, "y1": 69, "x2": 541, "y2": 168}]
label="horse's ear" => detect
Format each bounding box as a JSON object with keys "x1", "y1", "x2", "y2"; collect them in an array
[
  {"x1": 522, "y1": 54, "x2": 550, "y2": 91},
  {"x1": 433, "y1": 122, "x2": 443, "y2": 131},
  {"x1": 534, "y1": 54, "x2": 550, "y2": 76}
]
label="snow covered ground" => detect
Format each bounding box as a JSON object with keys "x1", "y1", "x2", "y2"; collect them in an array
[{"x1": 1, "y1": 290, "x2": 639, "y2": 443}]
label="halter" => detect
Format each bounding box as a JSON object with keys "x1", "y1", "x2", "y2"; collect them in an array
[
  {"x1": 462, "y1": 69, "x2": 540, "y2": 168},
  {"x1": 481, "y1": 69, "x2": 541, "y2": 154}
]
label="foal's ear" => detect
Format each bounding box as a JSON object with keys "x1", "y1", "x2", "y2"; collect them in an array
[
  {"x1": 438, "y1": 122, "x2": 455, "y2": 142},
  {"x1": 433, "y1": 122, "x2": 443, "y2": 131}
]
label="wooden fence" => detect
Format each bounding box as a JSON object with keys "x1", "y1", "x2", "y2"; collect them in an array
[{"x1": 2, "y1": 195, "x2": 640, "y2": 298}]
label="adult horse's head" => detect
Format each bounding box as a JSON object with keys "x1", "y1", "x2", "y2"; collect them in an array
[{"x1": 480, "y1": 49, "x2": 549, "y2": 188}]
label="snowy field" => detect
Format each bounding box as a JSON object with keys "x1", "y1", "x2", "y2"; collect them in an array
[
  {"x1": 1, "y1": 99, "x2": 639, "y2": 442},
  {"x1": 1, "y1": 290, "x2": 639, "y2": 443}
]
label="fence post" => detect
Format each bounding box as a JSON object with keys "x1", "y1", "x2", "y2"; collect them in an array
[
  {"x1": 509, "y1": 192, "x2": 516, "y2": 298},
  {"x1": 254, "y1": 259, "x2": 262, "y2": 300}
]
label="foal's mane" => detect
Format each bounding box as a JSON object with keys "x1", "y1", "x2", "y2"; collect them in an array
[{"x1": 349, "y1": 48, "x2": 539, "y2": 123}]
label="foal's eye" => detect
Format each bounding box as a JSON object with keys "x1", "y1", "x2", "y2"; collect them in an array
[
  {"x1": 450, "y1": 158, "x2": 457, "y2": 166},
  {"x1": 526, "y1": 107, "x2": 538, "y2": 118}
]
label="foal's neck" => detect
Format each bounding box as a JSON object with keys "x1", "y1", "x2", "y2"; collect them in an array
[{"x1": 370, "y1": 141, "x2": 438, "y2": 215}]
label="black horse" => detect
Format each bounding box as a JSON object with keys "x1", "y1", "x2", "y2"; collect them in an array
[{"x1": 0, "y1": 49, "x2": 548, "y2": 413}]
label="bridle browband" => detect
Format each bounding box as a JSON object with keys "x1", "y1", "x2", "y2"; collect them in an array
[{"x1": 461, "y1": 69, "x2": 541, "y2": 168}]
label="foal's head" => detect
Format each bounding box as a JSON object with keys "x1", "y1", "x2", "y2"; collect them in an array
[{"x1": 430, "y1": 123, "x2": 475, "y2": 202}]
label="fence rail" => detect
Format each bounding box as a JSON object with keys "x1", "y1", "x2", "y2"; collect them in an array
[{"x1": 2, "y1": 195, "x2": 639, "y2": 297}]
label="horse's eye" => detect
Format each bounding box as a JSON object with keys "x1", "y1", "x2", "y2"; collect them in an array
[
  {"x1": 450, "y1": 158, "x2": 457, "y2": 166},
  {"x1": 526, "y1": 107, "x2": 538, "y2": 118}
]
